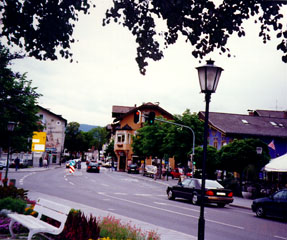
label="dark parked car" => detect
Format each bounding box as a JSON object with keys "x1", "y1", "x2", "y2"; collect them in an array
[
  {"x1": 86, "y1": 162, "x2": 100, "y2": 173},
  {"x1": 251, "y1": 189, "x2": 287, "y2": 220},
  {"x1": 166, "y1": 178, "x2": 234, "y2": 207},
  {"x1": 127, "y1": 164, "x2": 139, "y2": 174}
]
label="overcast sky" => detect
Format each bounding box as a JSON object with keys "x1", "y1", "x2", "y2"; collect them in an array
[{"x1": 10, "y1": 1, "x2": 287, "y2": 127}]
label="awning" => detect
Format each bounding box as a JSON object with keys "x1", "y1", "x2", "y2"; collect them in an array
[{"x1": 264, "y1": 153, "x2": 287, "y2": 172}]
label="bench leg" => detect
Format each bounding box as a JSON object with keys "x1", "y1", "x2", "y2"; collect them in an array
[
  {"x1": 9, "y1": 219, "x2": 17, "y2": 239},
  {"x1": 27, "y1": 230, "x2": 36, "y2": 240}
]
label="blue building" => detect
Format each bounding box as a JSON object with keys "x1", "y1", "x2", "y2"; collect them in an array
[{"x1": 198, "y1": 110, "x2": 287, "y2": 158}]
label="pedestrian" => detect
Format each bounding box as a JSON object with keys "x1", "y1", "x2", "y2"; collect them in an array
[
  {"x1": 15, "y1": 157, "x2": 20, "y2": 171},
  {"x1": 154, "y1": 166, "x2": 158, "y2": 180},
  {"x1": 43, "y1": 158, "x2": 48, "y2": 168}
]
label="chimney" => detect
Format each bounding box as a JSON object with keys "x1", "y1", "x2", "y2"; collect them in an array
[{"x1": 248, "y1": 110, "x2": 254, "y2": 116}]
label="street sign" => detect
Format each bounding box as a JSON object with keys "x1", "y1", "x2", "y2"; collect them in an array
[{"x1": 31, "y1": 132, "x2": 46, "y2": 152}]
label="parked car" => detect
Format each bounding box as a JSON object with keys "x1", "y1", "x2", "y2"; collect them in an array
[
  {"x1": 166, "y1": 178, "x2": 234, "y2": 207},
  {"x1": 86, "y1": 162, "x2": 100, "y2": 173},
  {"x1": 251, "y1": 189, "x2": 287, "y2": 220},
  {"x1": 170, "y1": 168, "x2": 184, "y2": 179},
  {"x1": 0, "y1": 160, "x2": 6, "y2": 170},
  {"x1": 102, "y1": 161, "x2": 112, "y2": 168},
  {"x1": 143, "y1": 165, "x2": 157, "y2": 177},
  {"x1": 9, "y1": 159, "x2": 29, "y2": 168},
  {"x1": 127, "y1": 164, "x2": 139, "y2": 174}
]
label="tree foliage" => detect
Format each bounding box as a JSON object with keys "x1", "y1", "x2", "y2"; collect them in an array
[
  {"x1": 0, "y1": 43, "x2": 41, "y2": 152},
  {"x1": 132, "y1": 110, "x2": 204, "y2": 165},
  {"x1": 0, "y1": 1, "x2": 286, "y2": 75},
  {"x1": 104, "y1": 140, "x2": 117, "y2": 159},
  {"x1": 218, "y1": 138, "x2": 270, "y2": 180},
  {"x1": 64, "y1": 122, "x2": 108, "y2": 155},
  {"x1": 192, "y1": 145, "x2": 219, "y2": 178}
]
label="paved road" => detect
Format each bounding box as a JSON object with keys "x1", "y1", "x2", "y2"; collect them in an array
[{"x1": 4, "y1": 165, "x2": 287, "y2": 240}]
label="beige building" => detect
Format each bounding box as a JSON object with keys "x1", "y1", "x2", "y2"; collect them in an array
[
  {"x1": 111, "y1": 102, "x2": 173, "y2": 171},
  {"x1": 33, "y1": 106, "x2": 67, "y2": 166}
]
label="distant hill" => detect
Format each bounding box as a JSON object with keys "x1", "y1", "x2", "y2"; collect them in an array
[{"x1": 79, "y1": 124, "x2": 99, "y2": 132}]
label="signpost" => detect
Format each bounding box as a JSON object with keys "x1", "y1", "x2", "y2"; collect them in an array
[{"x1": 32, "y1": 132, "x2": 46, "y2": 152}]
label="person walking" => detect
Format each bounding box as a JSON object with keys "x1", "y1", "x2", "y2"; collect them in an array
[
  {"x1": 15, "y1": 157, "x2": 20, "y2": 171},
  {"x1": 43, "y1": 158, "x2": 48, "y2": 168}
]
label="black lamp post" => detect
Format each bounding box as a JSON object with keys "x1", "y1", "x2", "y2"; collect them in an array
[
  {"x1": 4, "y1": 121, "x2": 16, "y2": 186},
  {"x1": 196, "y1": 60, "x2": 223, "y2": 240}
]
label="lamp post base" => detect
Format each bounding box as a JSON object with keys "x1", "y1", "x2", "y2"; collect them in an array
[{"x1": 198, "y1": 217, "x2": 205, "y2": 240}]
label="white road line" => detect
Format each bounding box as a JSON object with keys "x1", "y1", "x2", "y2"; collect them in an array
[
  {"x1": 101, "y1": 183, "x2": 109, "y2": 187},
  {"x1": 69, "y1": 182, "x2": 75, "y2": 186},
  {"x1": 154, "y1": 202, "x2": 168, "y2": 206},
  {"x1": 275, "y1": 236, "x2": 287, "y2": 240},
  {"x1": 114, "y1": 193, "x2": 128, "y2": 195},
  {"x1": 19, "y1": 172, "x2": 35, "y2": 185},
  {"x1": 101, "y1": 193, "x2": 244, "y2": 230},
  {"x1": 134, "y1": 193, "x2": 152, "y2": 197}
]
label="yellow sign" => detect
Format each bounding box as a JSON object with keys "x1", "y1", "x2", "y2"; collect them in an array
[{"x1": 31, "y1": 131, "x2": 46, "y2": 152}]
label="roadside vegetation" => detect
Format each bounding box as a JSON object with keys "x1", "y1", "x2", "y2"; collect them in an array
[{"x1": 0, "y1": 186, "x2": 160, "y2": 240}]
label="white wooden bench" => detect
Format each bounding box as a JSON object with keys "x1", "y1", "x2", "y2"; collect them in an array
[{"x1": 8, "y1": 198, "x2": 71, "y2": 240}]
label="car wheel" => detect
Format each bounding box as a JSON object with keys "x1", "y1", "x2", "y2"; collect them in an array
[
  {"x1": 217, "y1": 203, "x2": 226, "y2": 208},
  {"x1": 192, "y1": 194, "x2": 198, "y2": 205},
  {"x1": 256, "y1": 206, "x2": 265, "y2": 218},
  {"x1": 167, "y1": 190, "x2": 175, "y2": 200}
]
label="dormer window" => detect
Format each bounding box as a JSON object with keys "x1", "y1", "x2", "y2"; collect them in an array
[{"x1": 270, "y1": 121, "x2": 277, "y2": 127}]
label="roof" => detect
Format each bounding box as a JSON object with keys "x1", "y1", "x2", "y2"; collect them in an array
[
  {"x1": 112, "y1": 105, "x2": 136, "y2": 119},
  {"x1": 37, "y1": 105, "x2": 67, "y2": 126},
  {"x1": 253, "y1": 110, "x2": 287, "y2": 119},
  {"x1": 198, "y1": 111, "x2": 287, "y2": 138},
  {"x1": 112, "y1": 102, "x2": 173, "y2": 121}
]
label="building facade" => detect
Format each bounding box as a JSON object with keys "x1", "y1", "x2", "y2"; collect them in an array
[
  {"x1": 112, "y1": 102, "x2": 173, "y2": 171},
  {"x1": 33, "y1": 106, "x2": 67, "y2": 166},
  {"x1": 198, "y1": 110, "x2": 287, "y2": 158}
]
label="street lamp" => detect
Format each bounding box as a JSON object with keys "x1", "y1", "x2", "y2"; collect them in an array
[
  {"x1": 4, "y1": 121, "x2": 16, "y2": 186},
  {"x1": 196, "y1": 59, "x2": 223, "y2": 240}
]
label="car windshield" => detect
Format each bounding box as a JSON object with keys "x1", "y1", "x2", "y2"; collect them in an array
[{"x1": 197, "y1": 179, "x2": 224, "y2": 189}]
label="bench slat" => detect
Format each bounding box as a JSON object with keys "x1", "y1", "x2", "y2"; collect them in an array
[{"x1": 8, "y1": 198, "x2": 71, "y2": 240}]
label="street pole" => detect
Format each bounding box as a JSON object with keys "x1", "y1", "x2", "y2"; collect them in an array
[
  {"x1": 198, "y1": 92, "x2": 211, "y2": 240},
  {"x1": 4, "y1": 134, "x2": 11, "y2": 186},
  {"x1": 4, "y1": 122, "x2": 16, "y2": 186}
]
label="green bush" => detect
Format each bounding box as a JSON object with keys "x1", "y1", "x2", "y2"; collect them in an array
[
  {"x1": 0, "y1": 186, "x2": 28, "y2": 200},
  {"x1": 0, "y1": 197, "x2": 27, "y2": 214}
]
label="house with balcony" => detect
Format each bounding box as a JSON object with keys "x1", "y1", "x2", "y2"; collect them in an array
[
  {"x1": 198, "y1": 110, "x2": 287, "y2": 158},
  {"x1": 112, "y1": 102, "x2": 173, "y2": 171}
]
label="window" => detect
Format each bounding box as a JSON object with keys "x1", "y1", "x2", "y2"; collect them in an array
[
  {"x1": 117, "y1": 133, "x2": 125, "y2": 143},
  {"x1": 182, "y1": 179, "x2": 191, "y2": 187},
  {"x1": 273, "y1": 191, "x2": 284, "y2": 200},
  {"x1": 270, "y1": 121, "x2": 277, "y2": 127}
]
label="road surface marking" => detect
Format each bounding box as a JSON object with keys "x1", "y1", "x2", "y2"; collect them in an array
[
  {"x1": 275, "y1": 236, "x2": 287, "y2": 240},
  {"x1": 114, "y1": 192, "x2": 128, "y2": 195},
  {"x1": 69, "y1": 182, "x2": 75, "y2": 186},
  {"x1": 19, "y1": 173, "x2": 35, "y2": 185},
  {"x1": 154, "y1": 202, "x2": 168, "y2": 205},
  {"x1": 101, "y1": 193, "x2": 244, "y2": 230},
  {"x1": 135, "y1": 193, "x2": 152, "y2": 197},
  {"x1": 101, "y1": 183, "x2": 109, "y2": 187}
]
